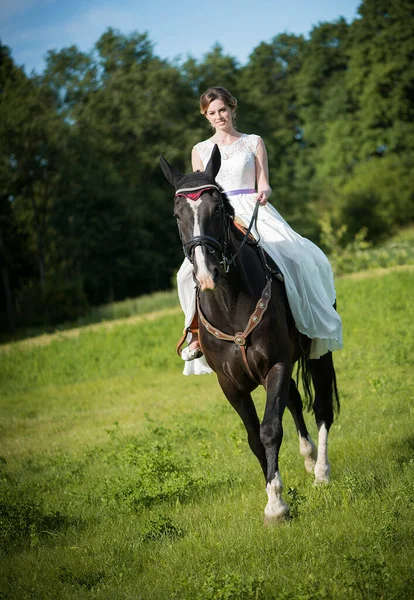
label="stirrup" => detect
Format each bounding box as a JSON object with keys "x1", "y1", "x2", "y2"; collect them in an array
[{"x1": 181, "y1": 346, "x2": 203, "y2": 361}]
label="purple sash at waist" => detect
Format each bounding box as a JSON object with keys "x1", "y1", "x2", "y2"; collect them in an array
[{"x1": 224, "y1": 188, "x2": 256, "y2": 197}]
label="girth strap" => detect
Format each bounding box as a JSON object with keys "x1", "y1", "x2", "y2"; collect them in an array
[{"x1": 197, "y1": 279, "x2": 272, "y2": 384}]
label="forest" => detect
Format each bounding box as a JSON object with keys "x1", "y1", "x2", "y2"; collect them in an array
[{"x1": 0, "y1": 0, "x2": 413, "y2": 333}]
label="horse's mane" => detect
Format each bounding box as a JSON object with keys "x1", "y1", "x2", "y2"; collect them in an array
[
  {"x1": 220, "y1": 188, "x2": 254, "y2": 245},
  {"x1": 215, "y1": 184, "x2": 235, "y2": 219},
  {"x1": 216, "y1": 185, "x2": 259, "y2": 245}
]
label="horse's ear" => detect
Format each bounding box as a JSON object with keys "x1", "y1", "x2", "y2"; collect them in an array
[
  {"x1": 159, "y1": 155, "x2": 183, "y2": 188},
  {"x1": 204, "y1": 144, "x2": 221, "y2": 180}
]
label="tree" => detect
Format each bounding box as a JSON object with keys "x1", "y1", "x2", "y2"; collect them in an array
[
  {"x1": 182, "y1": 43, "x2": 240, "y2": 97},
  {"x1": 346, "y1": 0, "x2": 414, "y2": 158},
  {"x1": 312, "y1": 1, "x2": 414, "y2": 236},
  {"x1": 44, "y1": 30, "x2": 196, "y2": 302},
  {"x1": 238, "y1": 34, "x2": 322, "y2": 234},
  {"x1": 294, "y1": 18, "x2": 352, "y2": 203},
  {"x1": 0, "y1": 44, "x2": 70, "y2": 330},
  {"x1": 0, "y1": 44, "x2": 64, "y2": 289}
]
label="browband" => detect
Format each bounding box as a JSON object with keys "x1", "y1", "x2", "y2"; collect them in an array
[{"x1": 175, "y1": 184, "x2": 221, "y2": 200}]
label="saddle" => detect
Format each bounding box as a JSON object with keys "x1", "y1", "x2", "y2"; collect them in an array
[
  {"x1": 233, "y1": 215, "x2": 257, "y2": 241},
  {"x1": 233, "y1": 216, "x2": 284, "y2": 282}
]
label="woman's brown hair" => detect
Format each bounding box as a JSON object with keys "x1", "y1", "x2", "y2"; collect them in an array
[{"x1": 199, "y1": 87, "x2": 238, "y2": 115}]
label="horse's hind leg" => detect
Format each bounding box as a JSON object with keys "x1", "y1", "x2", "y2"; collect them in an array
[
  {"x1": 310, "y1": 352, "x2": 338, "y2": 484},
  {"x1": 287, "y1": 378, "x2": 317, "y2": 473}
]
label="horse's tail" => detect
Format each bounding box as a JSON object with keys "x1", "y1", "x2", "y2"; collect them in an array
[
  {"x1": 296, "y1": 355, "x2": 313, "y2": 412},
  {"x1": 296, "y1": 354, "x2": 340, "y2": 415}
]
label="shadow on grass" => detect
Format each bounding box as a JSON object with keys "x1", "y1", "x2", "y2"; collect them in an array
[
  {"x1": 0, "y1": 488, "x2": 83, "y2": 555},
  {"x1": 390, "y1": 433, "x2": 414, "y2": 468}
]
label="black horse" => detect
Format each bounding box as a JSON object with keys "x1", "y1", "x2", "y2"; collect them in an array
[{"x1": 160, "y1": 145, "x2": 339, "y2": 522}]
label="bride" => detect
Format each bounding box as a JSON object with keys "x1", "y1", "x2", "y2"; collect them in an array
[{"x1": 177, "y1": 86, "x2": 343, "y2": 376}]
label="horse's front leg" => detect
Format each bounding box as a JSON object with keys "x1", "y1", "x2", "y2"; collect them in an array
[
  {"x1": 218, "y1": 375, "x2": 267, "y2": 478},
  {"x1": 261, "y1": 361, "x2": 291, "y2": 522}
]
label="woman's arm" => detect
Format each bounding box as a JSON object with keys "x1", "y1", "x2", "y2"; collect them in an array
[
  {"x1": 191, "y1": 146, "x2": 204, "y2": 171},
  {"x1": 255, "y1": 137, "x2": 272, "y2": 205}
]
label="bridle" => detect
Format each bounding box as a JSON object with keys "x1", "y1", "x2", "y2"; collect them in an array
[
  {"x1": 175, "y1": 185, "x2": 260, "y2": 274},
  {"x1": 175, "y1": 184, "x2": 276, "y2": 385}
]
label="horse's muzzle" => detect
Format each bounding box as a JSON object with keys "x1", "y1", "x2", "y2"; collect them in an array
[
  {"x1": 197, "y1": 265, "x2": 220, "y2": 291},
  {"x1": 198, "y1": 277, "x2": 215, "y2": 292}
]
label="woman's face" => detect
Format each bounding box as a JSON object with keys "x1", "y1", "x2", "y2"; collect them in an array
[{"x1": 205, "y1": 99, "x2": 234, "y2": 130}]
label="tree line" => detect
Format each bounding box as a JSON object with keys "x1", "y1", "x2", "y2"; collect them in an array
[{"x1": 0, "y1": 0, "x2": 413, "y2": 333}]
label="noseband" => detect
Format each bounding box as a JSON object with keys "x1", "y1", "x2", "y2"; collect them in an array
[{"x1": 175, "y1": 185, "x2": 231, "y2": 272}]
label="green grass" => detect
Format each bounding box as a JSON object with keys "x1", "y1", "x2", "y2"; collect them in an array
[
  {"x1": 0, "y1": 289, "x2": 179, "y2": 345},
  {"x1": 67, "y1": 289, "x2": 179, "y2": 325},
  {"x1": 1, "y1": 270, "x2": 413, "y2": 599}
]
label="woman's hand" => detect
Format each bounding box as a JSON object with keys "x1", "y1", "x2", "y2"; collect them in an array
[{"x1": 256, "y1": 190, "x2": 269, "y2": 206}]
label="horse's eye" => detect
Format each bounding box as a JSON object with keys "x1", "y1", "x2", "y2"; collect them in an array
[{"x1": 214, "y1": 205, "x2": 220, "y2": 214}]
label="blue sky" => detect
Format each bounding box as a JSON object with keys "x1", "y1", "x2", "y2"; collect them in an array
[{"x1": 1, "y1": 0, "x2": 362, "y2": 74}]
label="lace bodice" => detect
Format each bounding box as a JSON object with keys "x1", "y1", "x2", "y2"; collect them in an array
[{"x1": 195, "y1": 133, "x2": 260, "y2": 192}]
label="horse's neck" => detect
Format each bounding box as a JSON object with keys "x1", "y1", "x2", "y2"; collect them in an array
[
  {"x1": 228, "y1": 228, "x2": 266, "y2": 291},
  {"x1": 199, "y1": 233, "x2": 266, "y2": 330}
]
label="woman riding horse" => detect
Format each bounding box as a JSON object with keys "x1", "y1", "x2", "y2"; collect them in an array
[
  {"x1": 176, "y1": 87, "x2": 342, "y2": 376},
  {"x1": 160, "y1": 111, "x2": 340, "y2": 520}
]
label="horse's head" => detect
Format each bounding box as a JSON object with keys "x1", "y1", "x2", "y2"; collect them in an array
[{"x1": 160, "y1": 145, "x2": 234, "y2": 292}]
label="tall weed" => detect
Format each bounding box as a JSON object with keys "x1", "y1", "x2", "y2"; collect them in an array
[{"x1": 320, "y1": 220, "x2": 414, "y2": 275}]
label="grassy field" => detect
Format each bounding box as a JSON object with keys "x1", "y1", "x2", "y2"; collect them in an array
[{"x1": 0, "y1": 269, "x2": 413, "y2": 599}]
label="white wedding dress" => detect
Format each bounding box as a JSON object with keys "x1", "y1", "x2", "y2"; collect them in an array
[{"x1": 177, "y1": 133, "x2": 343, "y2": 376}]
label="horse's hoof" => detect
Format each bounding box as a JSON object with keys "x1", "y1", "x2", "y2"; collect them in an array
[
  {"x1": 304, "y1": 457, "x2": 316, "y2": 473},
  {"x1": 314, "y1": 477, "x2": 330, "y2": 486},
  {"x1": 314, "y1": 462, "x2": 330, "y2": 485},
  {"x1": 300, "y1": 436, "x2": 317, "y2": 474},
  {"x1": 264, "y1": 512, "x2": 290, "y2": 527},
  {"x1": 264, "y1": 504, "x2": 290, "y2": 526}
]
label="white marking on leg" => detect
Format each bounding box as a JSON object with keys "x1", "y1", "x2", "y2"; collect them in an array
[
  {"x1": 187, "y1": 198, "x2": 215, "y2": 290},
  {"x1": 314, "y1": 422, "x2": 330, "y2": 484},
  {"x1": 264, "y1": 471, "x2": 290, "y2": 519},
  {"x1": 299, "y1": 433, "x2": 317, "y2": 473}
]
